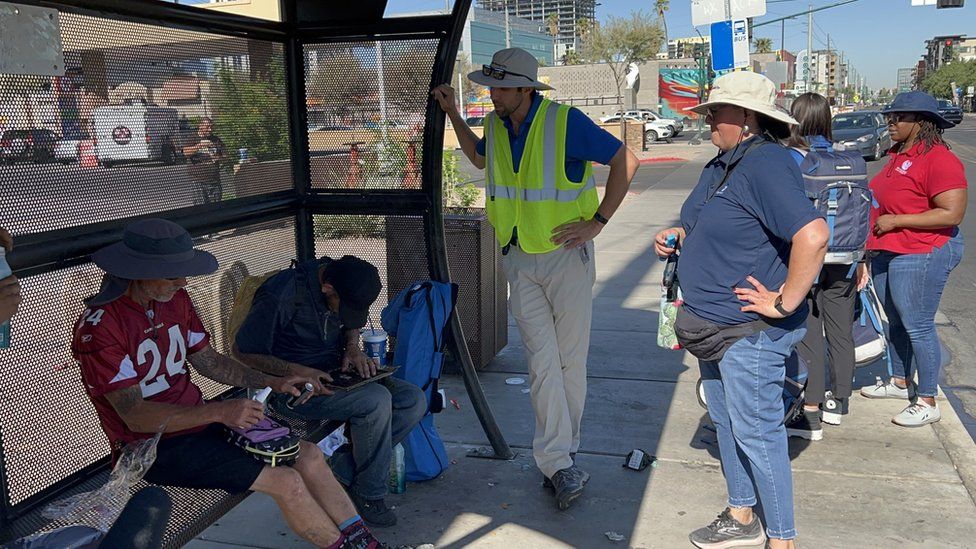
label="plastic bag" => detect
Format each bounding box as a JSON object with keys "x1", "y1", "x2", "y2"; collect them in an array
[
  {"x1": 41, "y1": 432, "x2": 162, "y2": 532},
  {"x1": 5, "y1": 525, "x2": 103, "y2": 549},
  {"x1": 657, "y1": 286, "x2": 683, "y2": 350}
]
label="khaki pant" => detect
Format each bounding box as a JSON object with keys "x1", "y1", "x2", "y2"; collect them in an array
[{"x1": 501, "y1": 241, "x2": 595, "y2": 478}]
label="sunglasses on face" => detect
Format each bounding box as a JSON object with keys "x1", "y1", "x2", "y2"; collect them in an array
[
  {"x1": 885, "y1": 113, "x2": 916, "y2": 124},
  {"x1": 704, "y1": 105, "x2": 739, "y2": 119},
  {"x1": 482, "y1": 64, "x2": 535, "y2": 83}
]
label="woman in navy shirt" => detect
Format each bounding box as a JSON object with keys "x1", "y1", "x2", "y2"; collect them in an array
[{"x1": 654, "y1": 73, "x2": 828, "y2": 549}]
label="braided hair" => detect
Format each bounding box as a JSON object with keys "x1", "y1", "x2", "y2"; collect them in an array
[{"x1": 914, "y1": 116, "x2": 950, "y2": 152}]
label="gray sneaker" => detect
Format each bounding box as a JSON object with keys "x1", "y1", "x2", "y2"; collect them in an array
[
  {"x1": 892, "y1": 402, "x2": 941, "y2": 427},
  {"x1": 860, "y1": 377, "x2": 909, "y2": 400},
  {"x1": 689, "y1": 508, "x2": 767, "y2": 549},
  {"x1": 549, "y1": 465, "x2": 589, "y2": 510},
  {"x1": 542, "y1": 453, "x2": 577, "y2": 490}
]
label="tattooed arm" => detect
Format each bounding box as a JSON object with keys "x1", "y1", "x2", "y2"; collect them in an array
[
  {"x1": 232, "y1": 342, "x2": 335, "y2": 396},
  {"x1": 189, "y1": 344, "x2": 305, "y2": 397},
  {"x1": 104, "y1": 384, "x2": 265, "y2": 432}
]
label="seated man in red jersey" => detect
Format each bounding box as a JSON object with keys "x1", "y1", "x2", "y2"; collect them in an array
[{"x1": 71, "y1": 218, "x2": 385, "y2": 549}]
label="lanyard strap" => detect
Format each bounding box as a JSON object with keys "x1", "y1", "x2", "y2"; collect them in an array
[{"x1": 705, "y1": 138, "x2": 767, "y2": 204}]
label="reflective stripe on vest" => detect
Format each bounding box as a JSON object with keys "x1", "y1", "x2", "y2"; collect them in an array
[{"x1": 484, "y1": 98, "x2": 599, "y2": 253}]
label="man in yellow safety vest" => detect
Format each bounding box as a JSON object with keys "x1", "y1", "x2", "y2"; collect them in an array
[{"x1": 433, "y1": 48, "x2": 639, "y2": 510}]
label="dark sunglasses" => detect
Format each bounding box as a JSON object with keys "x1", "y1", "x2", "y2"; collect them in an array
[
  {"x1": 482, "y1": 64, "x2": 535, "y2": 83},
  {"x1": 885, "y1": 113, "x2": 917, "y2": 124}
]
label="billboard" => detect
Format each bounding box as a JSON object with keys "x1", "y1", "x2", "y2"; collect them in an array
[{"x1": 659, "y1": 68, "x2": 703, "y2": 122}]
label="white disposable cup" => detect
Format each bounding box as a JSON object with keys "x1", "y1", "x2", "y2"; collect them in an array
[{"x1": 362, "y1": 330, "x2": 388, "y2": 366}]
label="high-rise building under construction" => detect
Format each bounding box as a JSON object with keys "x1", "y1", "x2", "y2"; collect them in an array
[{"x1": 478, "y1": 0, "x2": 597, "y2": 61}]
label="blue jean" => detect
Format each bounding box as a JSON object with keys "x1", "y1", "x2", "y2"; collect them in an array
[
  {"x1": 270, "y1": 377, "x2": 427, "y2": 499},
  {"x1": 871, "y1": 232, "x2": 964, "y2": 398},
  {"x1": 700, "y1": 327, "x2": 806, "y2": 540}
]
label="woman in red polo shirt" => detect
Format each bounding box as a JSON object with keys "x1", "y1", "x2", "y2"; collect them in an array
[{"x1": 859, "y1": 91, "x2": 967, "y2": 427}]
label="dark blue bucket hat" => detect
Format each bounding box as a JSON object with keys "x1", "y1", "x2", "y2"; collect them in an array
[
  {"x1": 86, "y1": 219, "x2": 218, "y2": 305},
  {"x1": 882, "y1": 91, "x2": 955, "y2": 129}
]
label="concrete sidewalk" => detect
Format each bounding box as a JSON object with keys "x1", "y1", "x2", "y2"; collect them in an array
[{"x1": 190, "y1": 152, "x2": 976, "y2": 549}]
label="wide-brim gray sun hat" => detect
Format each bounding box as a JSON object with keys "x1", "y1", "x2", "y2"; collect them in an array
[
  {"x1": 91, "y1": 218, "x2": 218, "y2": 281},
  {"x1": 687, "y1": 71, "x2": 797, "y2": 126},
  {"x1": 468, "y1": 47, "x2": 554, "y2": 90}
]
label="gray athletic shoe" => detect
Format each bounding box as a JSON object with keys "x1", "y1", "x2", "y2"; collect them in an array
[
  {"x1": 689, "y1": 508, "x2": 767, "y2": 549},
  {"x1": 860, "y1": 377, "x2": 909, "y2": 400},
  {"x1": 892, "y1": 402, "x2": 941, "y2": 427},
  {"x1": 549, "y1": 465, "x2": 589, "y2": 510},
  {"x1": 542, "y1": 453, "x2": 577, "y2": 490}
]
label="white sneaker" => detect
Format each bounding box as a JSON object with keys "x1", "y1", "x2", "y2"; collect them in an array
[
  {"x1": 860, "y1": 377, "x2": 909, "y2": 400},
  {"x1": 892, "y1": 402, "x2": 941, "y2": 427}
]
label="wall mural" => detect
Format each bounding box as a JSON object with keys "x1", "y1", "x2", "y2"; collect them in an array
[{"x1": 659, "y1": 68, "x2": 703, "y2": 123}]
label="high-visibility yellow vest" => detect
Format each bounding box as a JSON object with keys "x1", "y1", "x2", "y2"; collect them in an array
[{"x1": 484, "y1": 98, "x2": 599, "y2": 254}]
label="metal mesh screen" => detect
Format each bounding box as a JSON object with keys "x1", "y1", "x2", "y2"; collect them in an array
[
  {"x1": 304, "y1": 40, "x2": 437, "y2": 190},
  {"x1": 1, "y1": 8, "x2": 292, "y2": 236},
  {"x1": 0, "y1": 217, "x2": 298, "y2": 510}
]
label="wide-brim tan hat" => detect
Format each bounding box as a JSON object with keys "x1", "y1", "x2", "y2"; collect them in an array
[
  {"x1": 468, "y1": 47, "x2": 554, "y2": 90},
  {"x1": 687, "y1": 71, "x2": 797, "y2": 126}
]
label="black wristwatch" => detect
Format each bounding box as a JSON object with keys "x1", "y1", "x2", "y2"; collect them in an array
[
  {"x1": 592, "y1": 212, "x2": 609, "y2": 225},
  {"x1": 773, "y1": 294, "x2": 793, "y2": 317}
]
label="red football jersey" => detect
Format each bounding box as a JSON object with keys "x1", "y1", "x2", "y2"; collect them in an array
[{"x1": 72, "y1": 289, "x2": 210, "y2": 450}]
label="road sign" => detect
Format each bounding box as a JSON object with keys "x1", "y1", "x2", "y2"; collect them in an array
[
  {"x1": 711, "y1": 19, "x2": 750, "y2": 72},
  {"x1": 692, "y1": 0, "x2": 766, "y2": 27},
  {"x1": 911, "y1": 0, "x2": 937, "y2": 5}
]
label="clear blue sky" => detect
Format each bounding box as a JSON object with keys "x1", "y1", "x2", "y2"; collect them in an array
[{"x1": 387, "y1": 0, "x2": 976, "y2": 90}]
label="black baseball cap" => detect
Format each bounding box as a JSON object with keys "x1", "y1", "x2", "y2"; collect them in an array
[{"x1": 321, "y1": 255, "x2": 382, "y2": 329}]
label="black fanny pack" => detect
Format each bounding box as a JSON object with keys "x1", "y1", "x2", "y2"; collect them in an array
[{"x1": 673, "y1": 306, "x2": 774, "y2": 362}]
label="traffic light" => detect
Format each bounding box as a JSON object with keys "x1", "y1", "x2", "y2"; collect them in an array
[{"x1": 937, "y1": 0, "x2": 964, "y2": 8}]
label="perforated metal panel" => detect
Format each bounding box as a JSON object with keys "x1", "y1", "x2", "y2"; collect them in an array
[
  {"x1": 1, "y1": 11, "x2": 292, "y2": 237},
  {"x1": 0, "y1": 218, "x2": 298, "y2": 511},
  {"x1": 304, "y1": 41, "x2": 437, "y2": 190}
]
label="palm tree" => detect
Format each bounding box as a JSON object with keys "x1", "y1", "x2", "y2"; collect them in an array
[
  {"x1": 655, "y1": 0, "x2": 670, "y2": 56},
  {"x1": 547, "y1": 12, "x2": 559, "y2": 65},
  {"x1": 753, "y1": 37, "x2": 773, "y2": 54}
]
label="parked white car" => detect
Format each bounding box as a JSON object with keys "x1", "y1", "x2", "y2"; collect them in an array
[
  {"x1": 601, "y1": 114, "x2": 673, "y2": 142},
  {"x1": 601, "y1": 109, "x2": 684, "y2": 137}
]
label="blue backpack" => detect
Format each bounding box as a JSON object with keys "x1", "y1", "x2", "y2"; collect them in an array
[
  {"x1": 381, "y1": 281, "x2": 457, "y2": 481},
  {"x1": 795, "y1": 144, "x2": 872, "y2": 265}
]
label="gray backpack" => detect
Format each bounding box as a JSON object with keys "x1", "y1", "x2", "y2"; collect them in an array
[{"x1": 796, "y1": 145, "x2": 872, "y2": 265}]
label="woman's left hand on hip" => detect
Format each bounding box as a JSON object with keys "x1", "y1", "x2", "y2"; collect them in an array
[{"x1": 734, "y1": 275, "x2": 786, "y2": 319}]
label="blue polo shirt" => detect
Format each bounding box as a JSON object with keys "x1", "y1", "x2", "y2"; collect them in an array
[
  {"x1": 235, "y1": 257, "x2": 345, "y2": 372},
  {"x1": 475, "y1": 93, "x2": 623, "y2": 181},
  {"x1": 678, "y1": 136, "x2": 822, "y2": 329}
]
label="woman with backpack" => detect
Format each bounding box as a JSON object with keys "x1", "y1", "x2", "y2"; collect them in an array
[
  {"x1": 858, "y1": 91, "x2": 967, "y2": 427},
  {"x1": 654, "y1": 72, "x2": 828, "y2": 549},
  {"x1": 784, "y1": 93, "x2": 871, "y2": 440}
]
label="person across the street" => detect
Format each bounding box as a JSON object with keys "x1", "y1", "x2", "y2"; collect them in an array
[
  {"x1": 431, "y1": 47, "x2": 639, "y2": 510},
  {"x1": 859, "y1": 91, "x2": 967, "y2": 427},
  {"x1": 182, "y1": 117, "x2": 227, "y2": 204},
  {"x1": 655, "y1": 72, "x2": 828, "y2": 549}
]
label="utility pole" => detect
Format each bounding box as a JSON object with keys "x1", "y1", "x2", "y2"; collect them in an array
[
  {"x1": 504, "y1": 0, "x2": 511, "y2": 48},
  {"x1": 826, "y1": 34, "x2": 832, "y2": 101},
  {"x1": 806, "y1": 4, "x2": 813, "y2": 92},
  {"x1": 780, "y1": 19, "x2": 785, "y2": 60}
]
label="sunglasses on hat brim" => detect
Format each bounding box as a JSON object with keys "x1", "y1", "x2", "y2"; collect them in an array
[{"x1": 482, "y1": 64, "x2": 536, "y2": 83}]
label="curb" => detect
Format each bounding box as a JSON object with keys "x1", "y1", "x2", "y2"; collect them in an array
[{"x1": 639, "y1": 157, "x2": 688, "y2": 164}]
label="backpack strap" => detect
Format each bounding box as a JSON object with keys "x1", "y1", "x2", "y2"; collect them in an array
[{"x1": 826, "y1": 187, "x2": 839, "y2": 247}]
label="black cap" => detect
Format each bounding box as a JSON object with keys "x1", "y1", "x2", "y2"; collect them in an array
[{"x1": 321, "y1": 256, "x2": 381, "y2": 329}]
